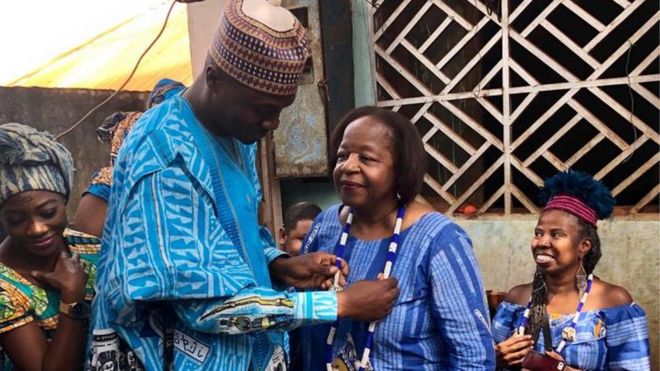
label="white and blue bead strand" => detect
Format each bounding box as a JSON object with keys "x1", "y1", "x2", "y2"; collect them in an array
[
  {"x1": 325, "y1": 210, "x2": 354, "y2": 371},
  {"x1": 358, "y1": 206, "x2": 405, "y2": 371},
  {"x1": 516, "y1": 274, "x2": 594, "y2": 353},
  {"x1": 331, "y1": 211, "x2": 353, "y2": 290},
  {"x1": 325, "y1": 206, "x2": 406, "y2": 371},
  {"x1": 515, "y1": 302, "x2": 533, "y2": 336},
  {"x1": 556, "y1": 273, "x2": 593, "y2": 353}
]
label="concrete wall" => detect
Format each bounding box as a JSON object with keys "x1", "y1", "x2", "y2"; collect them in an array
[
  {"x1": 186, "y1": 0, "x2": 226, "y2": 76},
  {"x1": 458, "y1": 217, "x2": 659, "y2": 370},
  {"x1": 0, "y1": 86, "x2": 148, "y2": 218}
]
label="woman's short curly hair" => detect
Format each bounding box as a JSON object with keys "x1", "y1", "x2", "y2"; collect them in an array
[{"x1": 328, "y1": 106, "x2": 426, "y2": 204}]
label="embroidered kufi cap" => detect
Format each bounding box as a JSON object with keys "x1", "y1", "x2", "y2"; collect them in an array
[
  {"x1": 0, "y1": 123, "x2": 74, "y2": 206},
  {"x1": 209, "y1": 0, "x2": 308, "y2": 96}
]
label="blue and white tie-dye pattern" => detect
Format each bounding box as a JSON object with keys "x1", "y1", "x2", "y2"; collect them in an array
[
  {"x1": 493, "y1": 301, "x2": 651, "y2": 370},
  {"x1": 89, "y1": 95, "x2": 337, "y2": 370},
  {"x1": 301, "y1": 205, "x2": 495, "y2": 370}
]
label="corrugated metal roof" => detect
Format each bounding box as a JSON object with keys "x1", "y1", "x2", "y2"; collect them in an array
[{"x1": 8, "y1": 5, "x2": 192, "y2": 91}]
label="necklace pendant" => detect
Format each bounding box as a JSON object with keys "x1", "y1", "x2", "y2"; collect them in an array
[
  {"x1": 353, "y1": 360, "x2": 372, "y2": 371},
  {"x1": 331, "y1": 271, "x2": 343, "y2": 292},
  {"x1": 562, "y1": 327, "x2": 576, "y2": 342}
]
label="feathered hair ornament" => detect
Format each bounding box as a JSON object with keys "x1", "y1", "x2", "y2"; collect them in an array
[{"x1": 539, "y1": 170, "x2": 615, "y2": 226}]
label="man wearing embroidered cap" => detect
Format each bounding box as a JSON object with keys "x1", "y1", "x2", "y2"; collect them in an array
[{"x1": 88, "y1": 1, "x2": 399, "y2": 370}]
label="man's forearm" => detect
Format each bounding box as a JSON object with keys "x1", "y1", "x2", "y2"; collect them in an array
[{"x1": 173, "y1": 287, "x2": 337, "y2": 335}]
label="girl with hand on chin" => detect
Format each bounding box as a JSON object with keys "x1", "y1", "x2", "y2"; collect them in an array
[
  {"x1": 0, "y1": 123, "x2": 100, "y2": 370},
  {"x1": 493, "y1": 171, "x2": 650, "y2": 371},
  {"x1": 301, "y1": 106, "x2": 494, "y2": 371}
]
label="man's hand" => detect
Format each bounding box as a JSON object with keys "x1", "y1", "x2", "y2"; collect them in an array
[
  {"x1": 269, "y1": 252, "x2": 348, "y2": 290},
  {"x1": 337, "y1": 278, "x2": 400, "y2": 321}
]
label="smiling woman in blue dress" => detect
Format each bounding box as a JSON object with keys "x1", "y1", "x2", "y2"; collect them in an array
[
  {"x1": 493, "y1": 171, "x2": 650, "y2": 370},
  {"x1": 301, "y1": 106, "x2": 495, "y2": 371}
]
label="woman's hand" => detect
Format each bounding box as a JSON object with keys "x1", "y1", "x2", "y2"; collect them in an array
[
  {"x1": 10, "y1": 252, "x2": 89, "y2": 371},
  {"x1": 496, "y1": 334, "x2": 534, "y2": 367},
  {"x1": 31, "y1": 252, "x2": 87, "y2": 302}
]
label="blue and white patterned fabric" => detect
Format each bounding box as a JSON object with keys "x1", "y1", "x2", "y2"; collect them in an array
[
  {"x1": 89, "y1": 95, "x2": 337, "y2": 371},
  {"x1": 493, "y1": 301, "x2": 651, "y2": 370},
  {"x1": 300, "y1": 205, "x2": 495, "y2": 371},
  {"x1": 84, "y1": 171, "x2": 111, "y2": 202}
]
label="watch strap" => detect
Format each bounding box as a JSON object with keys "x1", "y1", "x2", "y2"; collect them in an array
[{"x1": 59, "y1": 301, "x2": 89, "y2": 320}]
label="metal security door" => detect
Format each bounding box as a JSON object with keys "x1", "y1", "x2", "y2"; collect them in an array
[
  {"x1": 273, "y1": 0, "x2": 328, "y2": 178},
  {"x1": 370, "y1": 0, "x2": 659, "y2": 216}
]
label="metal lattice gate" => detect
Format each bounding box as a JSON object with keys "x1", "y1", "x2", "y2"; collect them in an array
[{"x1": 370, "y1": 0, "x2": 659, "y2": 216}]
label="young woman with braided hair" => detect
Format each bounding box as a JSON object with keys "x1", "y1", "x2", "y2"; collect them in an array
[{"x1": 492, "y1": 171, "x2": 650, "y2": 370}]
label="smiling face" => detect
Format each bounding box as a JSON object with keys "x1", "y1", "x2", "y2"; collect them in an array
[
  {"x1": 332, "y1": 116, "x2": 397, "y2": 211},
  {"x1": 531, "y1": 209, "x2": 591, "y2": 275},
  {"x1": 0, "y1": 190, "x2": 67, "y2": 258}
]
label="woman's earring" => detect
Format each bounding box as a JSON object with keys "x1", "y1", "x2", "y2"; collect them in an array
[{"x1": 576, "y1": 258, "x2": 588, "y2": 296}]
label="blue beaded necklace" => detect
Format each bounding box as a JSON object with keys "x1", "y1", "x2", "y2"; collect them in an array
[
  {"x1": 516, "y1": 273, "x2": 594, "y2": 353},
  {"x1": 325, "y1": 205, "x2": 406, "y2": 371}
]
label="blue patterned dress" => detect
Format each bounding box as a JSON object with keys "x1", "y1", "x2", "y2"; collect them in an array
[
  {"x1": 88, "y1": 95, "x2": 337, "y2": 370},
  {"x1": 493, "y1": 301, "x2": 650, "y2": 370},
  {"x1": 300, "y1": 206, "x2": 495, "y2": 370}
]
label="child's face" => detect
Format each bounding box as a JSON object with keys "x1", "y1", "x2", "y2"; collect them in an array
[{"x1": 280, "y1": 219, "x2": 314, "y2": 256}]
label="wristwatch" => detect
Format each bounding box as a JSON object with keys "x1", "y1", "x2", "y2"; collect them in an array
[{"x1": 59, "y1": 301, "x2": 90, "y2": 320}]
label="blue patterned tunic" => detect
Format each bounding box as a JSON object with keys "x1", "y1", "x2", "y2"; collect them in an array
[
  {"x1": 493, "y1": 301, "x2": 650, "y2": 370},
  {"x1": 300, "y1": 206, "x2": 495, "y2": 370},
  {"x1": 89, "y1": 95, "x2": 337, "y2": 370}
]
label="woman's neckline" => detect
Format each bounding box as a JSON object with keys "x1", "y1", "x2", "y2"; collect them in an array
[
  {"x1": 505, "y1": 300, "x2": 636, "y2": 314},
  {"x1": 334, "y1": 204, "x2": 434, "y2": 242},
  {"x1": 0, "y1": 259, "x2": 42, "y2": 288}
]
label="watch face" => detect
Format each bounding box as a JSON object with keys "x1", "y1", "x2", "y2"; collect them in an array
[{"x1": 71, "y1": 302, "x2": 90, "y2": 319}]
